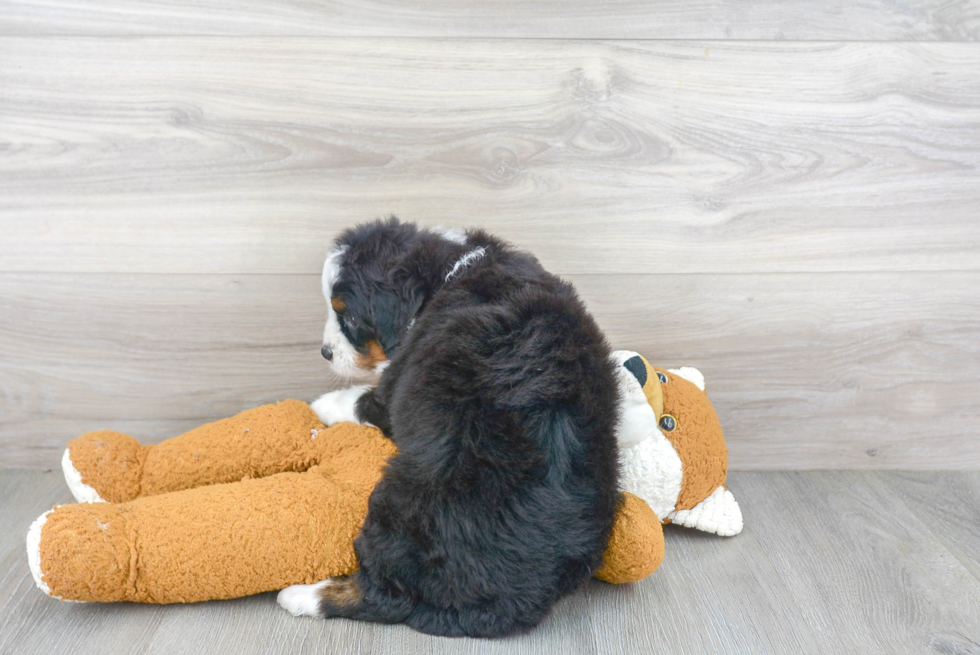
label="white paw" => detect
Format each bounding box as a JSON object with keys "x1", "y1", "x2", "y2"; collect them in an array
[
  {"x1": 27, "y1": 510, "x2": 56, "y2": 597},
  {"x1": 62, "y1": 448, "x2": 105, "y2": 504},
  {"x1": 277, "y1": 580, "x2": 330, "y2": 617},
  {"x1": 310, "y1": 386, "x2": 372, "y2": 427},
  {"x1": 26, "y1": 509, "x2": 85, "y2": 602}
]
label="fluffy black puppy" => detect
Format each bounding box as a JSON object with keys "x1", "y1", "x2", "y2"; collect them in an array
[{"x1": 278, "y1": 218, "x2": 620, "y2": 638}]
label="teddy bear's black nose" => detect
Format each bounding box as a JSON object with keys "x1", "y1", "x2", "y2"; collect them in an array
[{"x1": 623, "y1": 356, "x2": 647, "y2": 386}]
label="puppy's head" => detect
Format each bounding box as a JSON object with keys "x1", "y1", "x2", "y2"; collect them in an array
[{"x1": 320, "y1": 218, "x2": 461, "y2": 381}]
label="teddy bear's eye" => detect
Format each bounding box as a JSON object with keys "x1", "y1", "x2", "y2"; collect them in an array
[
  {"x1": 657, "y1": 372, "x2": 668, "y2": 384},
  {"x1": 659, "y1": 414, "x2": 677, "y2": 432}
]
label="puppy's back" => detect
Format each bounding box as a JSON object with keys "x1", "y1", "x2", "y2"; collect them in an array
[{"x1": 369, "y1": 261, "x2": 621, "y2": 635}]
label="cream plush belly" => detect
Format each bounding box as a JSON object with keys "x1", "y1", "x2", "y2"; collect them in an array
[
  {"x1": 619, "y1": 435, "x2": 682, "y2": 521},
  {"x1": 611, "y1": 350, "x2": 683, "y2": 520}
]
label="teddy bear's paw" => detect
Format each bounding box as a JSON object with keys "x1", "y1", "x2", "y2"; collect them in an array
[
  {"x1": 311, "y1": 386, "x2": 373, "y2": 427},
  {"x1": 62, "y1": 448, "x2": 106, "y2": 504},
  {"x1": 277, "y1": 580, "x2": 332, "y2": 617},
  {"x1": 26, "y1": 508, "x2": 89, "y2": 602},
  {"x1": 26, "y1": 502, "x2": 134, "y2": 602},
  {"x1": 27, "y1": 509, "x2": 59, "y2": 598},
  {"x1": 62, "y1": 431, "x2": 145, "y2": 503},
  {"x1": 668, "y1": 486, "x2": 743, "y2": 536}
]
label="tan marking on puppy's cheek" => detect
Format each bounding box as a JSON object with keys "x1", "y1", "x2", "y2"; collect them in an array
[
  {"x1": 331, "y1": 297, "x2": 346, "y2": 312},
  {"x1": 355, "y1": 340, "x2": 388, "y2": 369}
]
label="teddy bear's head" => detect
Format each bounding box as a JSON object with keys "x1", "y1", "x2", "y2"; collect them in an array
[{"x1": 611, "y1": 352, "x2": 728, "y2": 511}]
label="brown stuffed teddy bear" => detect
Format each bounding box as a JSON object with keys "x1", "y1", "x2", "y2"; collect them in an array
[
  {"x1": 611, "y1": 351, "x2": 742, "y2": 537},
  {"x1": 27, "y1": 351, "x2": 738, "y2": 604}
]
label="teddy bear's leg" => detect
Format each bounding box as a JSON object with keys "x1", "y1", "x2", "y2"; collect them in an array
[
  {"x1": 595, "y1": 492, "x2": 665, "y2": 583},
  {"x1": 29, "y1": 467, "x2": 370, "y2": 603},
  {"x1": 63, "y1": 399, "x2": 328, "y2": 503},
  {"x1": 310, "y1": 385, "x2": 373, "y2": 427}
]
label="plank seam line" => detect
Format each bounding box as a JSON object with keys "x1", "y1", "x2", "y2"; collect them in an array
[{"x1": 0, "y1": 35, "x2": 979, "y2": 44}]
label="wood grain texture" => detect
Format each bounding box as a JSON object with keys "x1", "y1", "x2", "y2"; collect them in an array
[
  {"x1": 2, "y1": 270, "x2": 977, "y2": 469},
  {"x1": 0, "y1": 273, "x2": 330, "y2": 467},
  {"x1": 737, "y1": 471, "x2": 980, "y2": 655},
  {"x1": 880, "y1": 472, "x2": 980, "y2": 583},
  {"x1": 2, "y1": 39, "x2": 979, "y2": 275},
  {"x1": 586, "y1": 475, "x2": 822, "y2": 653},
  {"x1": 1, "y1": 1, "x2": 979, "y2": 39},
  {"x1": 3, "y1": 471, "x2": 979, "y2": 654},
  {"x1": 584, "y1": 272, "x2": 980, "y2": 471}
]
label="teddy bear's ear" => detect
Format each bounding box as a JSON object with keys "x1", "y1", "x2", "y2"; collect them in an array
[{"x1": 667, "y1": 367, "x2": 706, "y2": 392}]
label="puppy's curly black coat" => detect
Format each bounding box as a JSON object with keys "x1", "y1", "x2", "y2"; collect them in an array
[{"x1": 322, "y1": 218, "x2": 620, "y2": 637}]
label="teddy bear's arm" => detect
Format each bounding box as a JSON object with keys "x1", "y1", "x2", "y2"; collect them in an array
[{"x1": 64, "y1": 400, "x2": 333, "y2": 503}]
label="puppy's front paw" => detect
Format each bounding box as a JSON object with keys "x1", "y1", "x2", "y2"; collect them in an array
[
  {"x1": 311, "y1": 386, "x2": 372, "y2": 426},
  {"x1": 277, "y1": 581, "x2": 329, "y2": 617}
]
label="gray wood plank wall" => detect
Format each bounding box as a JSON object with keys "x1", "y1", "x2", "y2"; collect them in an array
[
  {"x1": 3, "y1": 1, "x2": 979, "y2": 39},
  {"x1": 1, "y1": 5, "x2": 979, "y2": 469}
]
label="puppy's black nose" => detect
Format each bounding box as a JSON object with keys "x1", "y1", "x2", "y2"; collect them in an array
[{"x1": 321, "y1": 345, "x2": 333, "y2": 361}]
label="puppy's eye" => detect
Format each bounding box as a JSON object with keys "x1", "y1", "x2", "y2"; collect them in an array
[
  {"x1": 659, "y1": 414, "x2": 677, "y2": 432},
  {"x1": 657, "y1": 372, "x2": 668, "y2": 384},
  {"x1": 344, "y1": 315, "x2": 358, "y2": 330}
]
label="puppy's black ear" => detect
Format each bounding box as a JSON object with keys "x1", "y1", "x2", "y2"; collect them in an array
[{"x1": 372, "y1": 276, "x2": 424, "y2": 357}]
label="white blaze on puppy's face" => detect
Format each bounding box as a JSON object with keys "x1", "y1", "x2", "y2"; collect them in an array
[
  {"x1": 320, "y1": 245, "x2": 387, "y2": 383},
  {"x1": 321, "y1": 246, "x2": 360, "y2": 379}
]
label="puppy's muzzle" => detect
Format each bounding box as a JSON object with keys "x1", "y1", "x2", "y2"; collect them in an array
[{"x1": 321, "y1": 345, "x2": 334, "y2": 361}]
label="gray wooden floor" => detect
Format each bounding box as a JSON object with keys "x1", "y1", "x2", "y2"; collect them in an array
[{"x1": 2, "y1": 469, "x2": 978, "y2": 655}]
